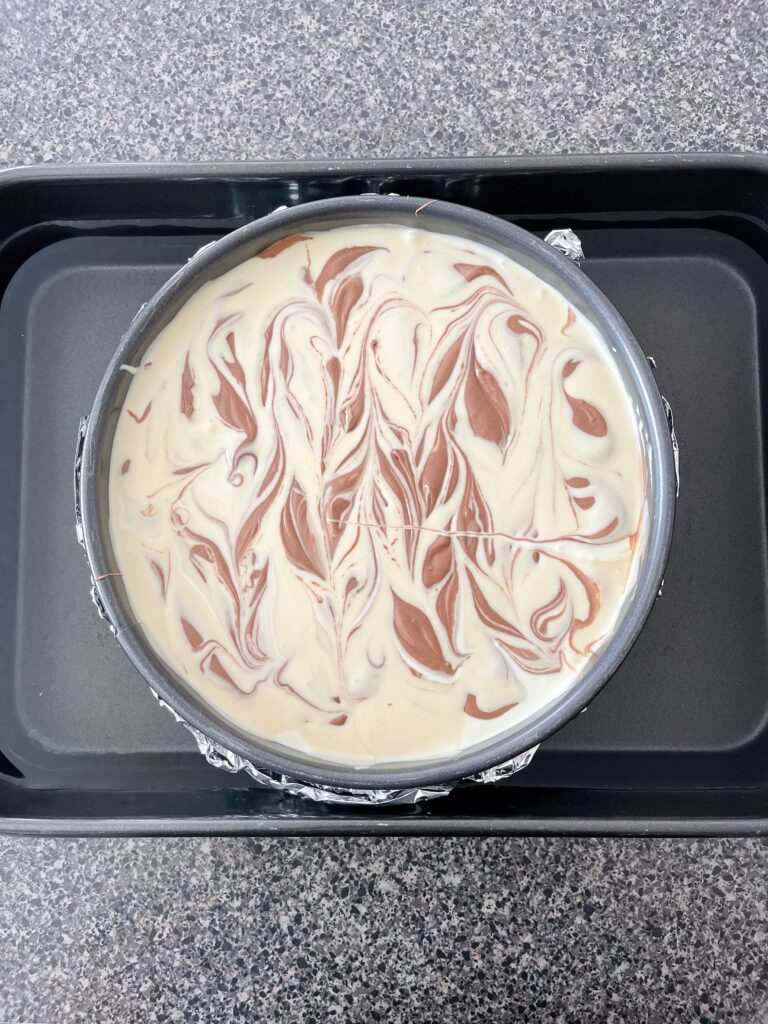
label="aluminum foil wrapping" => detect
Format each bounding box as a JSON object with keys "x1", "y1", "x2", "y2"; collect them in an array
[
  {"x1": 73, "y1": 225, "x2": 597, "y2": 806},
  {"x1": 661, "y1": 395, "x2": 680, "y2": 496},
  {"x1": 152, "y1": 687, "x2": 538, "y2": 805},
  {"x1": 544, "y1": 228, "x2": 584, "y2": 264}
]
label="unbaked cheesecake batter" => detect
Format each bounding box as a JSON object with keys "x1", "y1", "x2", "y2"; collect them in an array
[{"x1": 109, "y1": 224, "x2": 647, "y2": 765}]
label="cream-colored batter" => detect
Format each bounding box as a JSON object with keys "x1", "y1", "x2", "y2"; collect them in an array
[{"x1": 109, "y1": 224, "x2": 647, "y2": 765}]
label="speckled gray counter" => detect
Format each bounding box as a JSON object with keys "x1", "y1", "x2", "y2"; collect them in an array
[
  {"x1": 1, "y1": 0, "x2": 768, "y2": 1021},
  {"x1": 2, "y1": 0, "x2": 768, "y2": 164},
  {"x1": 0, "y1": 838, "x2": 766, "y2": 1023}
]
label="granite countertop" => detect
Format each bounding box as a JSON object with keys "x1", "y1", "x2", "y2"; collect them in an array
[{"x1": 1, "y1": 0, "x2": 767, "y2": 1021}]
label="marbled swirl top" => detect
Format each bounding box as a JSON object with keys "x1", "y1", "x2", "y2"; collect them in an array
[{"x1": 109, "y1": 224, "x2": 646, "y2": 765}]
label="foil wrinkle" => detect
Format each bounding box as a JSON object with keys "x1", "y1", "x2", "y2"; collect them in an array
[
  {"x1": 149, "y1": 689, "x2": 536, "y2": 806},
  {"x1": 661, "y1": 394, "x2": 680, "y2": 496},
  {"x1": 544, "y1": 228, "x2": 584, "y2": 264}
]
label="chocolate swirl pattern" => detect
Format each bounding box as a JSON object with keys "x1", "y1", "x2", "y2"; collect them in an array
[{"x1": 109, "y1": 225, "x2": 647, "y2": 765}]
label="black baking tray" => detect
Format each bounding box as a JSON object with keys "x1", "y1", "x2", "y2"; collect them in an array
[{"x1": 1, "y1": 155, "x2": 768, "y2": 836}]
